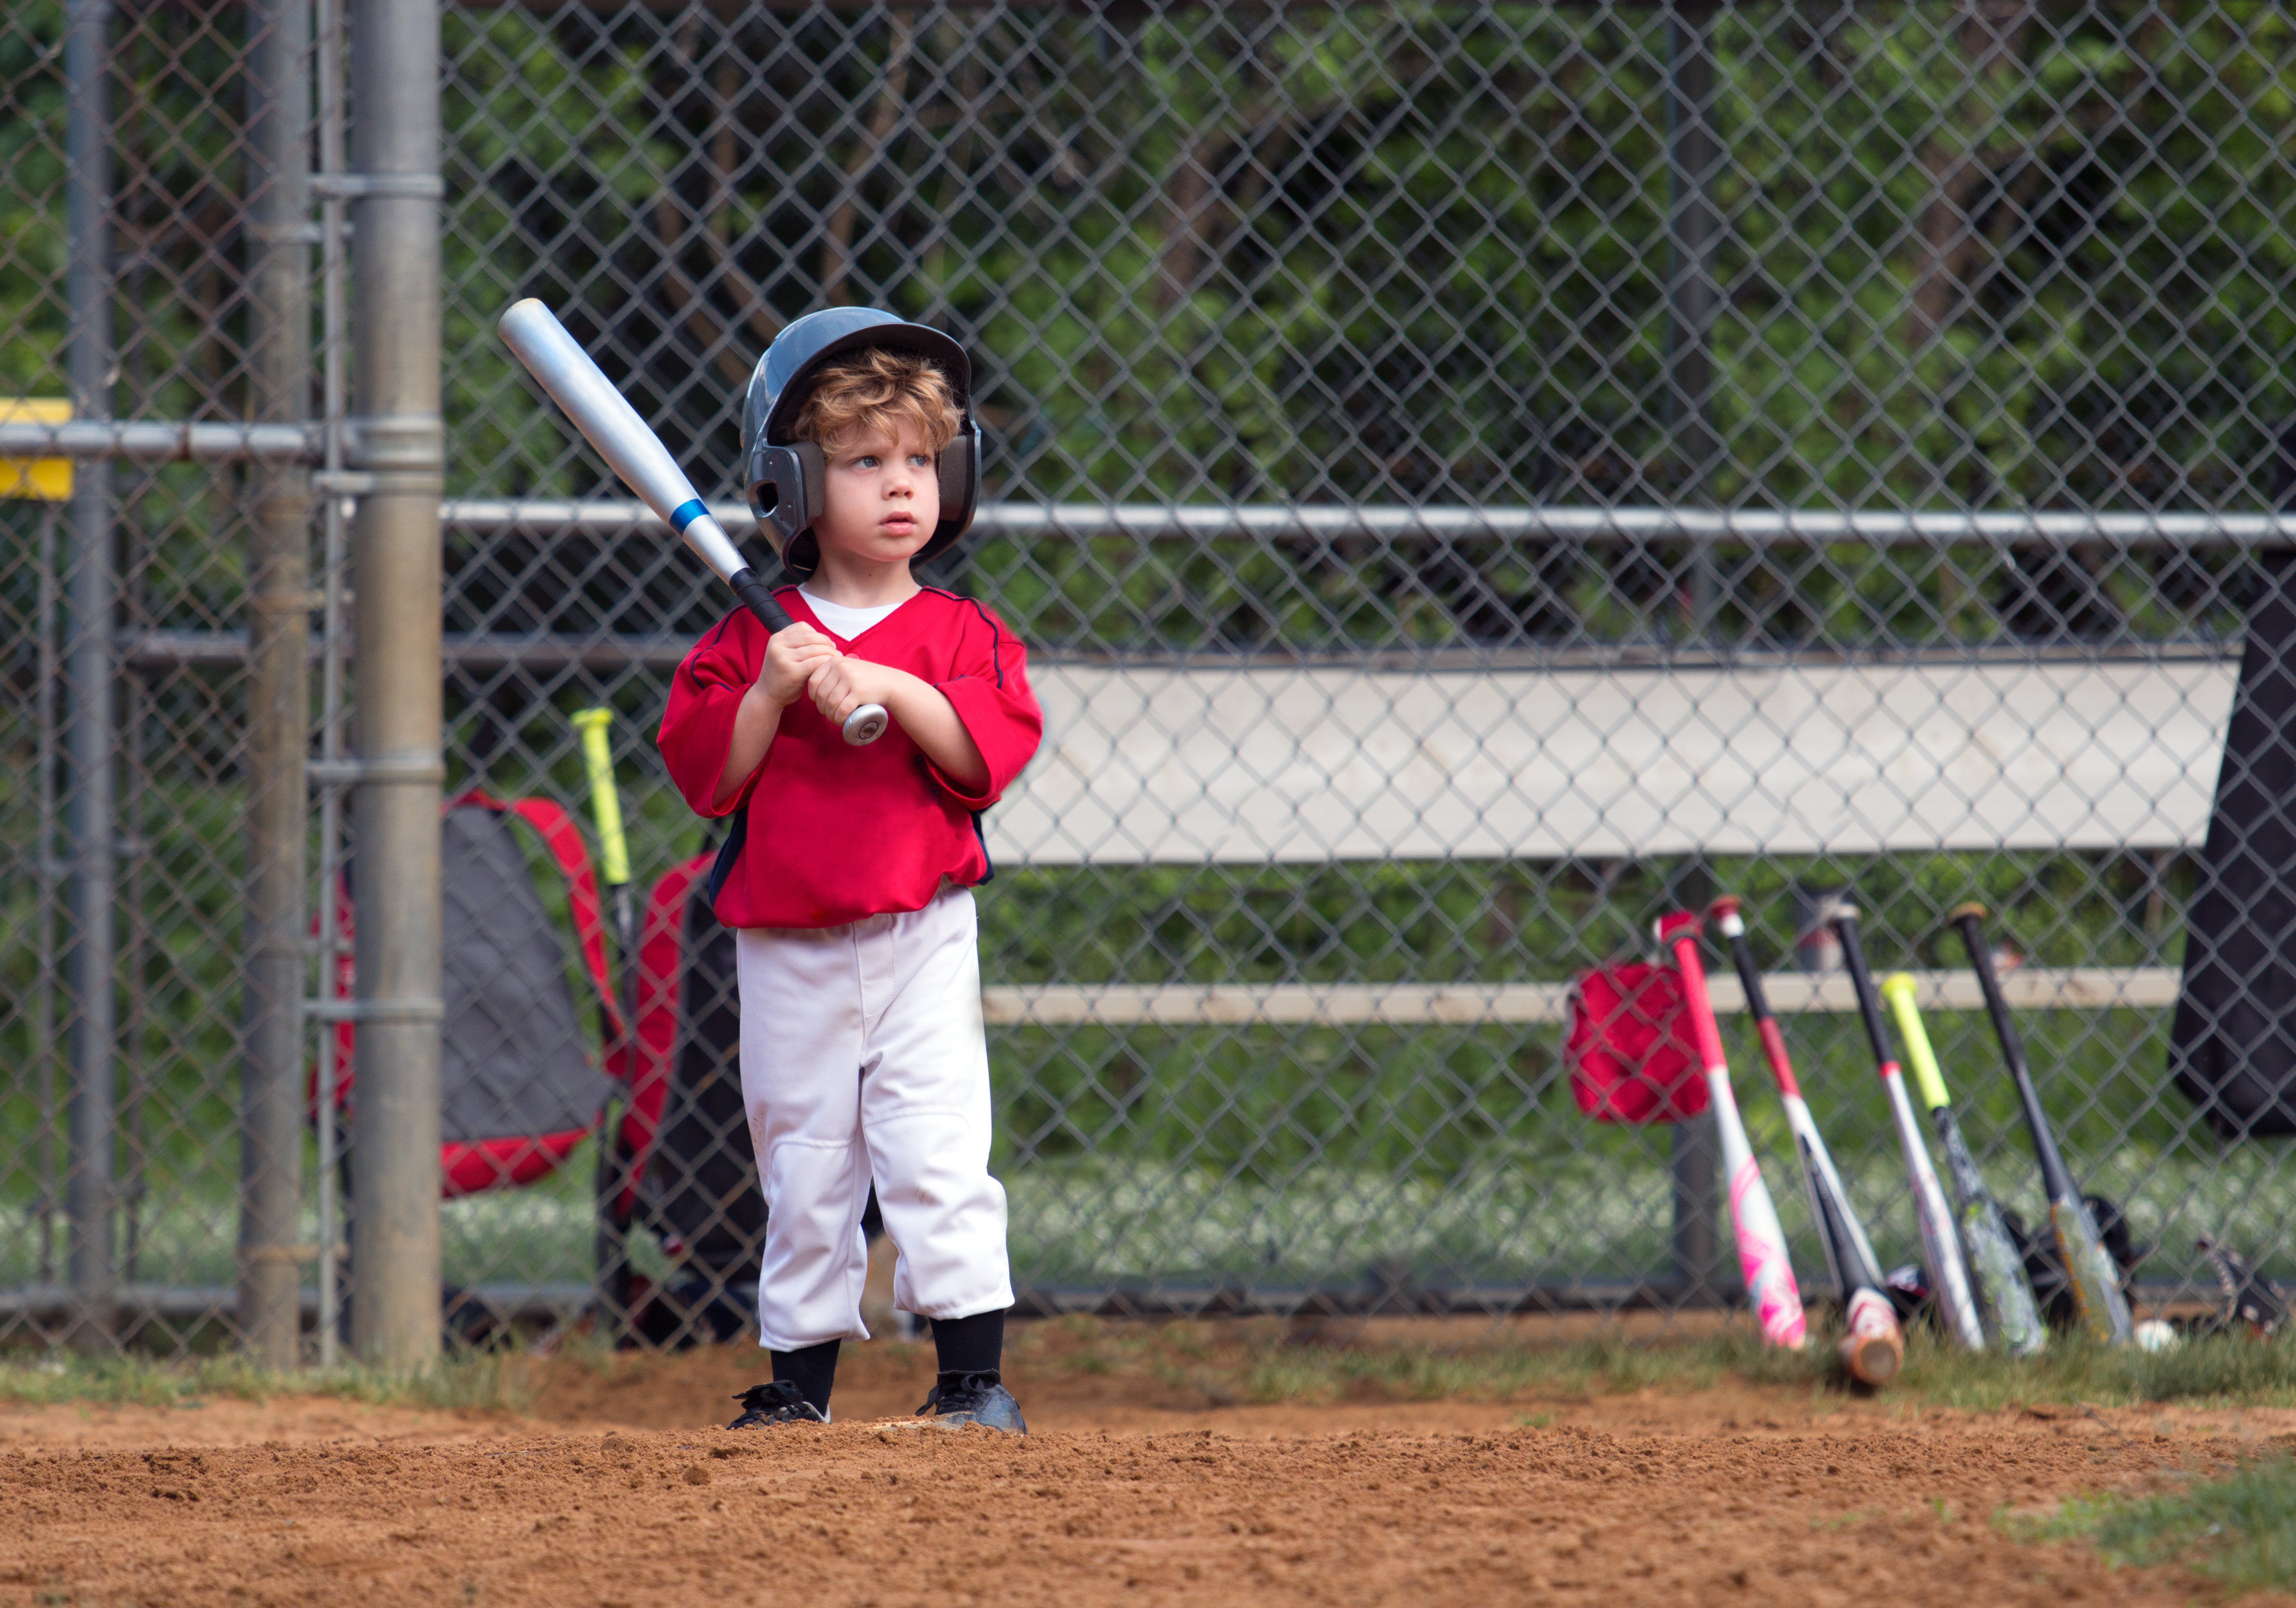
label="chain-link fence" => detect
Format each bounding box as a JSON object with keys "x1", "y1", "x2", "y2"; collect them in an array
[{"x1": 6, "y1": 0, "x2": 2296, "y2": 1358}]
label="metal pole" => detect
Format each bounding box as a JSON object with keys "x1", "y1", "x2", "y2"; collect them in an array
[
  {"x1": 241, "y1": 0, "x2": 315, "y2": 1370},
  {"x1": 347, "y1": 0, "x2": 444, "y2": 1369},
  {"x1": 1669, "y1": 1114, "x2": 1720, "y2": 1305},
  {"x1": 34, "y1": 504, "x2": 61, "y2": 1287},
  {"x1": 314, "y1": 0, "x2": 349, "y2": 1373},
  {"x1": 120, "y1": 665, "x2": 148, "y2": 1283},
  {"x1": 1664, "y1": 1, "x2": 1719, "y2": 638},
  {"x1": 62, "y1": 0, "x2": 117, "y2": 1354}
]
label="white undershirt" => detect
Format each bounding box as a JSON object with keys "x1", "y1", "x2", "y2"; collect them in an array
[{"x1": 798, "y1": 588, "x2": 907, "y2": 640}]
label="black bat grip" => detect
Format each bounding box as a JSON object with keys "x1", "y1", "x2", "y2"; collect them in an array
[
  {"x1": 731, "y1": 567, "x2": 796, "y2": 634},
  {"x1": 1831, "y1": 911, "x2": 1895, "y2": 1068},
  {"x1": 1951, "y1": 910, "x2": 2025, "y2": 1071},
  {"x1": 1954, "y1": 906, "x2": 2078, "y2": 1200},
  {"x1": 1951, "y1": 909, "x2": 2026, "y2": 1073},
  {"x1": 1721, "y1": 923, "x2": 1773, "y2": 1026}
]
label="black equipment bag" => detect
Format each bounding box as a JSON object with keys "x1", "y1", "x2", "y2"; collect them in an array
[{"x1": 2171, "y1": 423, "x2": 2296, "y2": 1137}]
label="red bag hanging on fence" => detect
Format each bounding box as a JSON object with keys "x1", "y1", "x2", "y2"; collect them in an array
[
  {"x1": 1565, "y1": 961, "x2": 1708, "y2": 1124},
  {"x1": 319, "y1": 790, "x2": 623, "y2": 1197}
]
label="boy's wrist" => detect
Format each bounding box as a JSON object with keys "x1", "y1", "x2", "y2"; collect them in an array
[{"x1": 871, "y1": 666, "x2": 929, "y2": 712}]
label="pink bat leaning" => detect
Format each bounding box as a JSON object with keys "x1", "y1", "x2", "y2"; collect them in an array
[{"x1": 1658, "y1": 911, "x2": 1808, "y2": 1350}]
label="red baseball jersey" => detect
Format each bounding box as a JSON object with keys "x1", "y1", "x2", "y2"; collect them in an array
[{"x1": 659, "y1": 586, "x2": 1043, "y2": 929}]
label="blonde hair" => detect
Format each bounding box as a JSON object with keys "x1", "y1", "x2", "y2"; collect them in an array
[{"x1": 790, "y1": 346, "x2": 963, "y2": 456}]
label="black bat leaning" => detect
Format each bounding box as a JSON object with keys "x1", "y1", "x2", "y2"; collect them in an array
[{"x1": 1950, "y1": 903, "x2": 2135, "y2": 1346}]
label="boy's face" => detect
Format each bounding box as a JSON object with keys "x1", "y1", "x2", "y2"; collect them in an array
[{"x1": 811, "y1": 420, "x2": 941, "y2": 572}]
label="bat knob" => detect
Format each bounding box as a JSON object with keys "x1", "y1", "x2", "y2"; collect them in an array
[
  {"x1": 1652, "y1": 910, "x2": 1702, "y2": 944},
  {"x1": 841, "y1": 703, "x2": 890, "y2": 747}
]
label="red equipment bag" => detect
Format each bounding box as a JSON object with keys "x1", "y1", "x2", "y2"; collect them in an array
[
  {"x1": 1565, "y1": 960, "x2": 1708, "y2": 1124},
  {"x1": 598, "y1": 851, "x2": 719, "y2": 1245},
  {"x1": 322, "y1": 790, "x2": 623, "y2": 1197}
]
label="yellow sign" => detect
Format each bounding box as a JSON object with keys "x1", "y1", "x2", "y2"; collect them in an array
[{"x1": 1, "y1": 398, "x2": 73, "y2": 501}]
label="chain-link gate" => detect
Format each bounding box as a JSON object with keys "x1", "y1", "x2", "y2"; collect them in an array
[{"x1": 5, "y1": 0, "x2": 2296, "y2": 1357}]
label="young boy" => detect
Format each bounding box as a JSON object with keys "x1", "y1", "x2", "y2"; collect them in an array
[{"x1": 657, "y1": 309, "x2": 1040, "y2": 1431}]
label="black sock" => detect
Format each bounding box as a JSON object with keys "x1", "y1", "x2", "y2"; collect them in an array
[
  {"x1": 770, "y1": 1340, "x2": 840, "y2": 1415},
  {"x1": 929, "y1": 1308, "x2": 1005, "y2": 1379}
]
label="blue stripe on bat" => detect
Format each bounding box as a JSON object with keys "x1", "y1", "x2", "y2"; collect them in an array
[{"x1": 668, "y1": 498, "x2": 706, "y2": 533}]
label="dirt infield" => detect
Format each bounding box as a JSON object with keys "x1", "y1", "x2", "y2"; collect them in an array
[{"x1": 7, "y1": 1329, "x2": 2294, "y2": 1608}]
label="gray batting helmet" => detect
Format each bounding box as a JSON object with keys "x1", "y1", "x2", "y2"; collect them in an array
[{"x1": 740, "y1": 307, "x2": 979, "y2": 581}]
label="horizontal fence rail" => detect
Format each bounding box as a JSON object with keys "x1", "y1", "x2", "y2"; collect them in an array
[
  {"x1": 982, "y1": 966, "x2": 2181, "y2": 1027},
  {"x1": 439, "y1": 499, "x2": 2296, "y2": 548},
  {"x1": 0, "y1": 420, "x2": 325, "y2": 462}
]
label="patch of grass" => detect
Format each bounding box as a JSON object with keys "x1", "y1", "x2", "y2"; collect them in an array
[
  {"x1": 13, "y1": 1318, "x2": 2296, "y2": 1420},
  {"x1": 999, "y1": 1315, "x2": 1836, "y2": 1406},
  {"x1": 333, "y1": 1348, "x2": 544, "y2": 1414},
  {"x1": 1896, "y1": 1327, "x2": 2296, "y2": 1411},
  {"x1": 1231, "y1": 1326, "x2": 1837, "y2": 1405},
  {"x1": 1005, "y1": 1314, "x2": 2296, "y2": 1411},
  {"x1": 0, "y1": 1352, "x2": 279, "y2": 1409},
  {"x1": 0, "y1": 1347, "x2": 542, "y2": 1415},
  {"x1": 2031, "y1": 1456, "x2": 2296, "y2": 1594}
]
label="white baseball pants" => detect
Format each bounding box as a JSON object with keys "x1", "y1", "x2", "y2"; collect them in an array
[{"x1": 734, "y1": 884, "x2": 1013, "y2": 1351}]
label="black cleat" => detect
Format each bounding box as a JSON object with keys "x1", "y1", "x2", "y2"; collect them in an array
[
  {"x1": 915, "y1": 1370, "x2": 1027, "y2": 1434},
  {"x1": 728, "y1": 1380, "x2": 828, "y2": 1428}
]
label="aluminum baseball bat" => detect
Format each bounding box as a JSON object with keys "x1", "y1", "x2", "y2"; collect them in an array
[
  {"x1": 1881, "y1": 972, "x2": 2047, "y2": 1356},
  {"x1": 1709, "y1": 897, "x2": 1901, "y2": 1385},
  {"x1": 572, "y1": 706, "x2": 637, "y2": 959},
  {"x1": 572, "y1": 709, "x2": 632, "y2": 889},
  {"x1": 572, "y1": 706, "x2": 641, "y2": 1077},
  {"x1": 1825, "y1": 898, "x2": 1986, "y2": 1349},
  {"x1": 1951, "y1": 904, "x2": 2135, "y2": 1346},
  {"x1": 499, "y1": 298, "x2": 888, "y2": 746},
  {"x1": 1657, "y1": 911, "x2": 1806, "y2": 1350}
]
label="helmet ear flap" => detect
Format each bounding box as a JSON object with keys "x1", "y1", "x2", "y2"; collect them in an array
[
  {"x1": 936, "y1": 430, "x2": 978, "y2": 534},
  {"x1": 750, "y1": 440, "x2": 827, "y2": 569}
]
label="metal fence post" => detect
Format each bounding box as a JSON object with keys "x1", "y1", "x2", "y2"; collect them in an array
[
  {"x1": 346, "y1": 0, "x2": 444, "y2": 1369},
  {"x1": 62, "y1": 0, "x2": 117, "y2": 1354},
  {"x1": 1665, "y1": 0, "x2": 1720, "y2": 637},
  {"x1": 1669, "y1": 1115, "x2": 1720, "y2": 1305},
  {"x1": 240, "y1": 0, "x2": 315, "y2": 1371}
]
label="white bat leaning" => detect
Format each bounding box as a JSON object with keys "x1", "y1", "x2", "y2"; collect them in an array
[
  {"x1": 498, "y1": 298, "x2": 887, "y2": 746},
  {"x1": 1826, "y1": 898, "x2": 1987, "y2": 1349}
]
